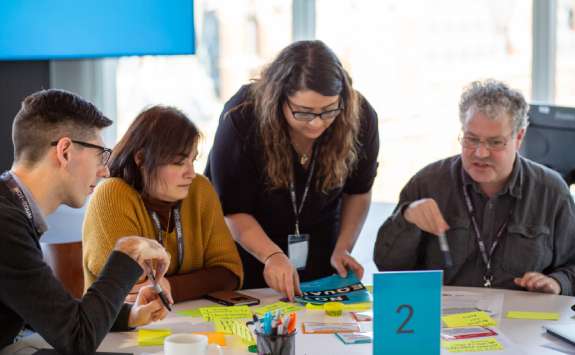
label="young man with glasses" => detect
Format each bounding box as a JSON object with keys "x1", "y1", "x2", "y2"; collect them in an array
[
  {"x1": 374, "y1": 79, "x2": 575, "y2": 295},
  {"x1": 0, "y1": 89, "x2": 172, "y2": 354}
]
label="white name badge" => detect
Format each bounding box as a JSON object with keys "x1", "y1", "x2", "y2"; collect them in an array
[{"x1": 287, "y1": 234, "x2": 309, "y2": 270}]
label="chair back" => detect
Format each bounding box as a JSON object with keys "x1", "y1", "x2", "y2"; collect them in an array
[{"x1": 41, "y1": 241, "x2": 84, "y2": 299}]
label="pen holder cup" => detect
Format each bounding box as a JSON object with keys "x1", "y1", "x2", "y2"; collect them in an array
[{"x1": 255, "y1": 330, "x2": 296, "y2": 355}]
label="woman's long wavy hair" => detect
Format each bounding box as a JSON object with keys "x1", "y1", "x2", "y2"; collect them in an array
[{"x1": 250, "y1": 40, "x2": 360, "y2": 193}]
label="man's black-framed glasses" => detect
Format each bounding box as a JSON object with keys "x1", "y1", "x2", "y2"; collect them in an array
[
  {"x1": 286, "y1": 100, "x2": 343, "y2": 122},
  {"x1": 51, "y1": 139, "x2": 113, "y2": 166}
]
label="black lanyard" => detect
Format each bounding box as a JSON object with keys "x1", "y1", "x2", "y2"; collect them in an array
[
  {"x1": 461, "y1": 168, "x2": 514, "y2": 287},
  {"x1": 1, "y1": 172, "x2": 36, "y2": 229},
  {"x1": 289, "y1": 148, "x2": 317, "y2": 236},
  {"x1": 149, "y1": 207, "x2": 184, "y2": 272}
]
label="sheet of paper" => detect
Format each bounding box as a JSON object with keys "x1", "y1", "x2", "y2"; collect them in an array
[
  {"x1": 442, "y1": 311, "x2": 497, "y2": 328},
  {"x1": 506, "y1": 311, "x2": 560, "y2": 320},
  {"x1": 213, "y1": 319, "x2": 255, "y2": 345},
  {"x1": 252, "y1": 301, "x2": 304, "y2": 316},
  {"x1": 199, "y1": 305, "x2": 252, "y2": 321},
  {"x1": 441, "y1": 338, "x2": 503, "y2": 352},
  {"x1": 138, "y1": 328, "x2": 172, "y2": 346},
  {"x1": 442, "y1": 291, "x2": 504, "y2": 319},
  {"x1": 305, "y1": 302, "x2": 371, "y2": 312}
]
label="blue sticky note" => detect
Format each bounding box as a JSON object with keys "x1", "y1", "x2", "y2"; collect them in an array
[{"x1": 373, "y1": 270, "x2": 442, "y2": 355}]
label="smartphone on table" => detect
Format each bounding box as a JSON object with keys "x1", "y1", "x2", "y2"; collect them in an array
[{"x1": 205, "y1": 290, "x2": 260, "y2": 306}]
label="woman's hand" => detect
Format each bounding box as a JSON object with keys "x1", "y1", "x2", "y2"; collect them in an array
[
  {"x1": 331, "y1": 247, "x2": 364, "y2": 279},
  {"x1": 128, "y1": 285, "x2": 169, "y2": 328},
  {"x1": 263, "y1": 252, "x2": 302, "y2": 302}
]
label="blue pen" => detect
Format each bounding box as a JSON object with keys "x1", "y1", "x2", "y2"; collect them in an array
[{"x1": 264, "y1": 312, "x2": 272, "y2": 334}]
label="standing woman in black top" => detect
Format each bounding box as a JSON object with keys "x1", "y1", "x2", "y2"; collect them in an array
[{"x1": 205, "y1": 40, "x2": 379, "y2": 300}]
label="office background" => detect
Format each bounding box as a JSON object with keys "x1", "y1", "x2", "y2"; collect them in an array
[{"x1": 0, "y1": 0, "x2": 573, "y2": 278}]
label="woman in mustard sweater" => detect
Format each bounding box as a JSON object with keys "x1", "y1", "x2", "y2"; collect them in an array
[{"x1": 82, "y1": 106, "x2": 243, "y2": 302}]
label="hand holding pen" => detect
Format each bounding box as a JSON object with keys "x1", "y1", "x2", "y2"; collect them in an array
[
  {"x1": 403, "y1": 198, "x2": 452, "y2": 267},
  {"x1": 145, "y1": 261, "x2": 173, "y2": 311}
]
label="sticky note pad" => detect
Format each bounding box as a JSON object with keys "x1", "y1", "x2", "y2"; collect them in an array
[
  {"x1": 506, "y1": 311, "x2": 560, "y2": 320},
  {"x1": 252, "y1": 302, "x2": 304, "y2": 316},
  {"x1": 441, "y1": 338, "x2": 503, "y2": 352},
  {"x1": 442, "y1": 311, "x2": 496, "y2": 328},
  {"x1": 214, "y1": 319, "x2": 255, "y2": 345},
  {"x1": 199, "y1": 305, "x2": 252, "y2": 321},
  {"x1": 192, "y1": 332, "x2": 227, "y2": 346},
  {"x1": 138, "y1": 328, "x2": 171, "y2": 346},
  {"x1": 177, "y1": 305, "x2": 223, "y2": 318}
]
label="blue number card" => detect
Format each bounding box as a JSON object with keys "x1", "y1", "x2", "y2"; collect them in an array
[{"x1": 373, "y1": 270, "x2": 442, "y2": 355}]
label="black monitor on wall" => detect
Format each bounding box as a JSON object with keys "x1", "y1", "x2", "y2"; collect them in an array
[{"x1": 521, "y1": 104, "x2": 575, "y2": 186}]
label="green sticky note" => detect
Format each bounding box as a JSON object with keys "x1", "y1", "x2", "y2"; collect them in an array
[
  {"x1": 442, "y1": 311, "x2": 496, "y2": 328},
  {"x1": 253, "y1": 302, "x2": 304, "y2": 316},
  {"x1": 200, "y1": 305, "x2": 252, "y2": 321},
  {"x1": 506, "y1": 311, "x2": 560, "y2": 320},
  {"x1": 177, "y1": 305, "x2": 224, "y2": 318},
  {"x1": 138, "y1": 328, "x2": 172, "y2": 346},
  {"x1": 441, "y1": 338, "x2": 503, "y2": 352}
]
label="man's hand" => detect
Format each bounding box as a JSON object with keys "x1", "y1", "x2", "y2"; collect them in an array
[
  {"x1": 128, "y1": 285, "x2": 169, "y2": 328},
  {"x1": 126, "y1": 277, "x2": 173, "y2": 305},
  {"x1": 263, "y1": 252, "x2": 302, "y2": 302},
  {"x1": 403, "y1": 198, "x2": 450, "y2": 236},
  {"x1": 331, "y1": 247, "x2": 364, "y2": 279},
  {"x1": 114, "y1": 236, "x2": 170, "y2": 279},
  {"x1": 514, "y1": 272, "x2": 561, "y2": 294}
]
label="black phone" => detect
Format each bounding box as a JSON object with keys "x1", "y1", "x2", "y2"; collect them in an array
[{"x1": 205, "y1": 290, "x2": 260, "y2": 306}]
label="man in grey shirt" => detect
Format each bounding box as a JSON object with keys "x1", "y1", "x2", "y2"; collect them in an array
[{"x1": 374, "y1": 79, "x2": 575, "y2": 295}]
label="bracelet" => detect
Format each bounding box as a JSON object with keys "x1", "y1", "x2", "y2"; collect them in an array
[{"x1": 264, "y1": 251, "x2": 284, "y2": 263}]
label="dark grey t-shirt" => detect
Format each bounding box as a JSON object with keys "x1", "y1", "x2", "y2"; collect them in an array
[{"x1": 374, "y1": 155, "x2": 575, "y2": 295}]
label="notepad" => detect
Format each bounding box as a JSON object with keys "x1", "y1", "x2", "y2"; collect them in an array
[
  {"x1": 302, "y1": 322, "x2": 360, "y2": 334},
  {"x1": 252, "y1": 301, "x2": 304, "y2": 316}
]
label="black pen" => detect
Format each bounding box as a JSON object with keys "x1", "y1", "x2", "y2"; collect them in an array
[
  {"x1": 146, "y1": 269, "x2": 172, "y2": 312},
  {"x1": 438, "y1": 233, "x2": 453, "y2": 268}
]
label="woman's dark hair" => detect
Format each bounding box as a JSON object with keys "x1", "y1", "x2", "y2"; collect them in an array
[
  {"x1": 109, "y1": 106, "x2": 200, "y2": 193},
  {"x1": 248, "y1": 40, "x2": 361, "y2": 192}
]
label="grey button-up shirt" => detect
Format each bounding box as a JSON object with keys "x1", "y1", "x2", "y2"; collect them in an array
[{"x1": 374, "y1": 154, "x2": 575, "y2": 295}]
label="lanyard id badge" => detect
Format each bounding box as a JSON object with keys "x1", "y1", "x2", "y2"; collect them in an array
[
  {"x1": 287, "y1": 146, "x2": 317, "y2": 271},
  {"x1": 288, "y1": 233, "x2": 309, "y2": 270}
]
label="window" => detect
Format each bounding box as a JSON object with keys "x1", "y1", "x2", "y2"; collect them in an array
[
  {"x1": 556, "y1": 0, "x2": 575, "y2": 106},
  {"x1": 115, "y1": 0, "x2": 293, "y2": 171},
  {"x1": 316, "y1": 0, "x2": 533, "y2": 202}
]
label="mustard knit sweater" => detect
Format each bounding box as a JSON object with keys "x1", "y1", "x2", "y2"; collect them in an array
[{"x1": 82, "y1": 175, "x2": 243, "y2": 290}]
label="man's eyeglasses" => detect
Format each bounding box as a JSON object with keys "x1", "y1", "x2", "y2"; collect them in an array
[
  {"x1": 287, "y1": 100, "x2": 343, "y2": 122},
  {"x1": 51, "y1": 139, "x2": 112, "y2": 166},
  {"x1": 458, "y1": 133, "x2": 513, "y2": 152}
]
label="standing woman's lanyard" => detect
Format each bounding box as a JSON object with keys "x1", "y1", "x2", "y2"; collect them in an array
[
  {"x1": 460, "y1": 168, "x2": 514, "y2": 287},
  {"x1": 0, "y1": 172, "x2": 36, "y2": 230},
  {"x1": 287, "y1": 148, "x2": 317, "y2": 270},
  {"x1": 150, "y1": 207, "x2": 184, "y2": 272}
]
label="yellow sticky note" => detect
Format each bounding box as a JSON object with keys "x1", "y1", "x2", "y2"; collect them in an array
[
  {"x1": 442, "y1": 311, "x2": 496, "y2": 328},
  {"x1": 199, "y1": 305, "x2": 252, "y2": 321},
  {"x1": 192, "y1": 332, "x2": 227, "y2": 346},
  {"x1": 214, "y1": 319, "x2": 255, "y2": 345},
  {"x1": 253, "y1": 302, "x2": 304, "y2": 316},
  {"x1": 442, "y1": 338, "x2": 503, "y2": 352},
  {"x1": 306, "y1": 302, "x2": 372, "y2": 312},
  {"x1": 138, "y1": 328, "x2": 171, "y2": 346},
  {"x1": 506, "y1": 311, "x2": 560, "y2": 320},
  {"x1": 177, "y1": 305, "x2": 223, "y2": 318}
]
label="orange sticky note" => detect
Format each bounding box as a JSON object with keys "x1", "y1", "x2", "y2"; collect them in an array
[{"x1": 193, "y1": 331, "x2": 227, "y2": 346}]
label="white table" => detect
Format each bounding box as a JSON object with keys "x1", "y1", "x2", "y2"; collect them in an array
[{"x1": 5, "y1": 286, "x2": 575, "y2": 355}]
